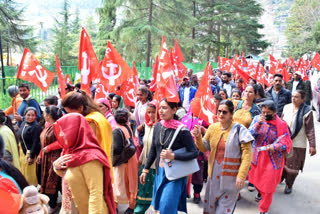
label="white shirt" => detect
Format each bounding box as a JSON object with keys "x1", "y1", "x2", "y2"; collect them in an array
[
  {"x1": 292, "y1": 80, "x2": 299, "y2": 92},
  {"x1": 223, "y1": 83, "x2": 232, "y2": 98},
  {"x1": 183, "y1": 87, "x2": 191, "y2": 110}
]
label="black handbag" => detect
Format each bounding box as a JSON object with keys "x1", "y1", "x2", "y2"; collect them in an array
[{"x1": 112, "y1": 127, "x2": 136, "y2": 167}]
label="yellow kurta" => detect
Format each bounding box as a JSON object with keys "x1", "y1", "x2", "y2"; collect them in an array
[
  {"x1": 64, "y1": 160, "x2": 109, "y2": 214},
  {"x1": 85, "y1": 111, "x2": 113, "y2": 180},
  {"x1": 0, "y1": 125, "x2": 20, "y2": 169},
  {"x1": 195, "y1": 122, "x2": 252, "y2": 180}
]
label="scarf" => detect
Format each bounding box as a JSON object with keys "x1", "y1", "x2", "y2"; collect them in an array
[
  {"x1": 267, "y1": 115, "x2": 292, "y2": 154},
  {"x1": 53, "y1": 113, "x2": 116, "y2": 214},
  {"x1": 291, "y1": 103, "x2": 311, "y2": 140},
  {"x1": 97, "y1": 98, "x2": 112, "y2": 118},
  {"x1": 145, "y1": 100, "x2": 160, "y2": 127},
  {"x1": 160, "y1": 119, "x2": 185, "y2": 129}
]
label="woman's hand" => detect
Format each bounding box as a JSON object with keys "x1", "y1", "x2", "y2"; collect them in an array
[
  {"x1": 258, "y1": 114, "x2": 265, "y2": 124},
  {"x1": 137, "y1": 124, "x2": 144, "y2": 133},
  {"x1": 191, "y1": 126, "x2": 201, "y2": 138},
  {"x1": 236, "y1": 177, "x2": 245, "y2": 190},
  {"x1": 14, "y1": 113, "x2": 22, "y2": 122},
  {"x1": 42, "y1": 147, "x2": 48, "y2": 153},
  {"x1": 140, "y1": 172, "x2": 147, "y2": 185},
  {"x1": 53, "y1": 154, "x2": 72, "y2": 170},
  {"x1": 267, "y1": 145, "x2": 275, "y2": 153},
  {"x1": 160, "y1": 148, "x2": 174, "y2": 160},
  {"x1": 27, "y1": 157, "x2": 35, "y2": 165},
  {"x1": 36, "y1": 156, "x2": 41, "y2": 164}
]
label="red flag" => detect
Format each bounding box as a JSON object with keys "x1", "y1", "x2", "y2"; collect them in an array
[
  {"x1": 94, "y1": 83, "x2": 109, "y2": 100},
  {"x1": 241, "y1": 51, "x2": 248, "y2": 67},
  {"x1": 173, "y1": 39, "x2": 187, "y2": 82},
  {"x1": 311, "y1": 53, "x2": 320, "y2": 71},
  {"x1": 65, "y1": 74, "x2": 72, "y2": 85},
  {"x1": 191, "y1": 62, "x2": 216, "y2": 125},
  {"x1": 17, "y1": 48, "x2": 55, "y2": 93},
  {"x1": 150, "y1": 56, "x2": 159, "y2": 92},
  {"x1": 100, "y1": 41, "x2": 133, "y2": 92},
  {"x1": 269, "y1": 54, "x2": 280, "y2": 75},
  {"x1": 263, "y1": 73, "x2": 272, "y2": 87},
  {"x1": 289, "y1": 56, "x2": 295, "y2": 67},
  {"x1": 218, "y1": 57, "x2": 232, "y2": 72},
  {"x1": 120, "y1": 61, "x2": 140, "y2": 107},
  {"x1": 157, "y1": 36, "x2": 175, "y2": 87},
  {"x1": 281, "y1": 67, "x2": 290, "y2": 82},
  {"x1": 230, "y1": 62, "x2": 250, "y2": 85},
  {"x1": 236, "y1": 54, "x2": 241, "y2": 65},
  {"x1": 256, "y1": 62, "x2": 265, "y2": 84},
  {"x1": 246, "y1": 62, "x2": 257, "y2": 79},
  {"x1": 56, "y1": 55, "x2": 66, "y2": 99},
  {"x1": 296, "y1": 58, "x2": 309, "y2": 81},
  {"x1": 154, "y1": 36, "x2": 179, "y2": 103},
  {"x1": 78, "y1": 27, "x2": 100, "y2": 94}
]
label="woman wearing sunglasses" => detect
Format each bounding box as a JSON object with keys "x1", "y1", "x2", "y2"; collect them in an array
[{"x1": 192, "y1": 100, "x2": 254, "y2": 214}]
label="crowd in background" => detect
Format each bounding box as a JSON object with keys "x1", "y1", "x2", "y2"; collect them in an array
[{"x1": 0, "y1": 65, "x2": 319, "y2": 214}]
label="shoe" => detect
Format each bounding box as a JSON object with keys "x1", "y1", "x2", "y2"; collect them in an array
[
  {"x1": 248, "y1": 183, "x2": 255, "y2": 192},
  {"x1": 193, "y1": 193, "x2": 201, "y2": 204},
  {"x1": 284, "y1": 185, "x2": 292, "y2": 194},
  {"x1": 255, "y1": 193, "x2": 262, "y2": 202},
  {"x1": 124, "y1": 208, "x2": 134, "y2": 214}
]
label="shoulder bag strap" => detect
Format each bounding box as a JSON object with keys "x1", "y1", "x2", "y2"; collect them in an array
[
  {"x1": 167, "y1": 124, "x2": 185, "y2": 150},
  {"x1": 21, "y1": 123, "x2": 29, "y2": 151}
]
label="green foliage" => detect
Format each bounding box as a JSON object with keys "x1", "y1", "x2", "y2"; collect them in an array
[
  {"x1": 0, "y1": 0, "x2": 37, "y2": 64},
  {"x1": 51, "y1": 0, "x2": 74, "y2": 66},
  {"x1": 285, "y1": 0, "x2": 320, "y2": 58}
]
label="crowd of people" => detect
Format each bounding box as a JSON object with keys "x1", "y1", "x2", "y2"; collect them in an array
[{"x1": 0, "y1": 66, "x2": 319, "y2": 214}]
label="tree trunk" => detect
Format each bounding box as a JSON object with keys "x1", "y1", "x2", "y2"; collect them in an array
[
  {"x1": 191, "y1": 1, "x2": 196, "y2": 62},
  {"x1": 215, "y1": 23, "x2": 220, "y2": 61},
  {"x1": 146, "y1": 0, "x2": 153, "y2": 67}
]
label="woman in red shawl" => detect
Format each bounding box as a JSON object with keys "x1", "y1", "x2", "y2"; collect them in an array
[
  {"x1": 248, "y1": 100, "x2": 292, "y2": 214},
  {"x1": 52, "y1": 113, "x2": 116, "y2": 214}
]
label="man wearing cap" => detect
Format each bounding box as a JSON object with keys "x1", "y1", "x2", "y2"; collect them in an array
[
  {"x1": 4, "y1": 85, "x2": 23, "y2": 116},
  {"x1": 287, "y1": 71, "x2": 312, "y2": 105},
  {"x1": 287, "y1": 71, "x2": 306, "y2": 93},
  {"x1": 179, "y1": 76, "x2": 197, "y2": 111}
]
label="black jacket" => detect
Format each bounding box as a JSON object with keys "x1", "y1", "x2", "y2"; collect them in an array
[
  {"x1": 266, "y1": 86, "x2": 292, "y2": 116},
  {"x1": 144, "y1": 122, "x2": 198, "y2": 173}
]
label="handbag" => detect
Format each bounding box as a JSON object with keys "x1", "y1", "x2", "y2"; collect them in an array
[
  {"x1": 112, "y1": 127, "x2": 136, "y2": 167},
  {"x1": 163, "y1": 124, "x2": 200, "y2": 180}
]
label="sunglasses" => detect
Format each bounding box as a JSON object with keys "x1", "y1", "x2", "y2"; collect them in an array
[{"x1": 217, "y1": 110, "x2": 229, "y2": 115}]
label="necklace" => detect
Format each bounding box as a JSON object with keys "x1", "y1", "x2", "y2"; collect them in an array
[{"x1": 160, "y1": 125, "x2": 174, "y2": 145}]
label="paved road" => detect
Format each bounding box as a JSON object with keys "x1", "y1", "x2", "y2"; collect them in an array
[{"x1": 118, "y1": 112, "x2": 320, "y2": 214}]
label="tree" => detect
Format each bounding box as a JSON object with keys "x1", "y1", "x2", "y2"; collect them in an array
[
  {"x1": 285, "y1": 0, "x2": 320, "y2": 58},
  {"x1": 113, "y1": 0, "x2": 195, "y2": 66},
  {"x1": 96, "y1": 0, "x2": 122, "y2": 60},
  {"x1": 51, "y1": 0, "x2": 73, "y2": 66},
  {"x1": 0, "y1": 0, "x2": 37, "y2": 65}
]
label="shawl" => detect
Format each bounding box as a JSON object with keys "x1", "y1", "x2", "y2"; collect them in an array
[
  {"x1": 268, "y1": 115, "x2": 292, "y2": 154},
  {"x1": 53, "y1": 113, "x2": 116, "y2": 214},
  {"x1": 96, "y1": 98, "x2": 117, "y2": 129},
  {"x1": 145, "y1": 100, "x2": 160, "y2": 127},
  {"x1": 160, "y1": 119, "x2": 185, "y2": 129},
  {"x1": 291, "y1": 103, "x2": 311, "y2": 139}
]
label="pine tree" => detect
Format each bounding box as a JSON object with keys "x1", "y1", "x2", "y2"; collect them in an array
[
  {"x1": 51, "y1": 0, "x2": 73, "y2": 66},
  {"x1": 113, "y1": 0, "x2": 194, "y2": 66},
  {"x1": 0, "y1": 0, "x2": 37, "y2": 65}
]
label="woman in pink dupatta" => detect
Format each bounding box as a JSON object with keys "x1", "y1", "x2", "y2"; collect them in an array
[
  {"x1": 248, "y1": 100, "x2": 291, "y2": 214},
  {"x1": 96, "y1": 98, "x2": 117, "y2": 130}
]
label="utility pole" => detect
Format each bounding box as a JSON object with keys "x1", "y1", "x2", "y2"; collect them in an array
[{"x1": 0, "y1": 30, "x2": 6, "y2": 94}]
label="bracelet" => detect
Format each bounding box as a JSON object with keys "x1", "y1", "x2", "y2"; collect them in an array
[{"x1": 142, "y1": 169, "x2": 149, "y2": 174}]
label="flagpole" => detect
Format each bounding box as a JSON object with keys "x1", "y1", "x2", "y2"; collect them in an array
[{"x1": 0, "y1": 30, "x2": 6, "y2": 94}]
